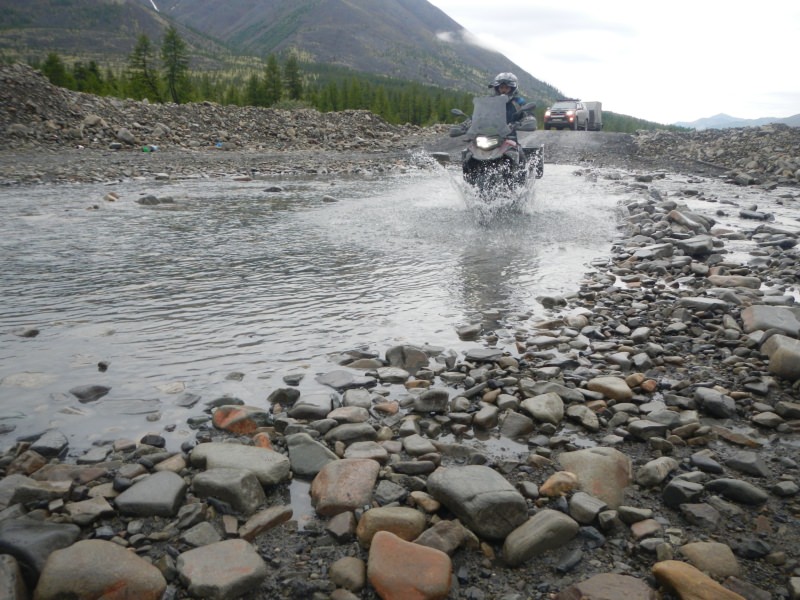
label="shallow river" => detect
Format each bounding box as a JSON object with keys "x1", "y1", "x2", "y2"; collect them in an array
[{"x1": 0, "y1": 164, "x2": 626, "y2": 455}]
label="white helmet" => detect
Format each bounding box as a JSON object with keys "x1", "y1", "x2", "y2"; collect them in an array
[{"x1": 489, "y1": 72, "x2": 518, "y2": 94}]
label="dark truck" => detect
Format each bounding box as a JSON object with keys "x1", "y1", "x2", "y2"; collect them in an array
[{"x1": 544, "y1": 99, "x2": 602, "y2": 131}]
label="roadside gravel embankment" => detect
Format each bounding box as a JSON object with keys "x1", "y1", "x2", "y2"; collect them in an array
[{"x1": 2, "y1": 62, "x2": 800, "y2": 600}]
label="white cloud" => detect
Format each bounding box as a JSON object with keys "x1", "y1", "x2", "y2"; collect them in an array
[{"x1": 427, "y1": 0, "x2": 800, "y2": 124}]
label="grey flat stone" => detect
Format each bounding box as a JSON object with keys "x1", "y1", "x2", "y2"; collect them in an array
[
  {"x1": 287, "y1": 391, "x2": 335, "y2": 420},
  {"x1": 741, "y1": 305, "x2": 800, "y2": 336},
  {"x1": 286, "y1": 432, "x2": 338, "y2": 478},
  {"x1": 502, "y1": 509, "x2": 580, "y2": 566},
  {"x1": 114, "y1": 470, "x2": 187, "y2": 517},
  {"x1": 427, "y1": 465, "x2": 527, "y2": 540},
  {"x1": 704, "y1": 479, "x2": 768, "y2": 505},
  {"x1": 0, "y1": 518, "x2": 81, "y2": 585},
  {"x1": 192, "y1": 468, "x2": 266, "y2": 515},
  {"x1": 190, "y1": 442, "x2": 291, "y2": 485},
  {"x1": 176, "y1": 539, "x2": 267, "y2": 600}
]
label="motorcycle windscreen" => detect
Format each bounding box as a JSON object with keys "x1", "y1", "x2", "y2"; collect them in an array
[{"x1": 466, "y1": 95, "x2": 512, "y2": 138}]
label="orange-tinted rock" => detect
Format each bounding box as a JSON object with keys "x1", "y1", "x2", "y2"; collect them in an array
[
  {"x1": 368, "y1": 531, "x2": 451, "y2": 600},
  {"x1": 356, "y1": 506, "x2": 426, "y2": 548},
  {"x1": 641, "y1": 379, "x2": 658, "y2": 393},
  {"x1": 539, "y1": 471, "x2": 579, "y2": 497},
  {"x1": 252, "y1": 432, "x2": 273, "y2": 449},
  {"x1": 652, "y1": 560, "x2": 746, "y2": 600},
  {"x1": 557, "y1": 447, "x2": 632, "y2": 508},
  {"x1": 6, "y1": 450, "x2": 47, "y2": 476},
  {"x1": 405, "y1": 380, "x2": 431, "y2": 390},
  {"x1": 35, "y1": 539, "x2": 166, "y2": 600},
  {"x1": 373, "y1": 401, "x2": 400, "y2": 415},
  {"x1": 212, "y1": 405, "x2": 269, "y2": 435},
  {"x1": 310, "y1": 459, "x2": 380, "y2": 517}
]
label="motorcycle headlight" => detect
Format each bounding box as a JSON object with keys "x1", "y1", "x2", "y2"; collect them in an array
[{"x1": 475, "y1": 135, "x2": 501, "y2": 150}]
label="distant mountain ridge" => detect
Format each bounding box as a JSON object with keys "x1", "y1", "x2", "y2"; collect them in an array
[
  {"x1": 0, "y1": 0, "x2": 561, "y2": 105},
  {"x1": 674, "y1": 113, "x2": 800, "y2": 130},
  {"x1": 146, "y1": 0, "x2": 558, "y2": 97}
]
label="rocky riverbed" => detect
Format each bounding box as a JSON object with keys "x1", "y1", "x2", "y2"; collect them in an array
[{"x1": 2, "y1": 62, "x2": 800, "y2": 600}]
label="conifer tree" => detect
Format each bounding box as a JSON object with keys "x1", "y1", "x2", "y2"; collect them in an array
[
  {"x1": 371, "y1": 86, "x2": 392, "y2": 121},
  {"x1": 284, "y1": 53, "x2": 303, "y2": 101},
  {"x1": 264, "y1": 54, "x2": 283, "y2": 105},
  {"x1": 128, "y1": 34, "x2": 162, "y2": 102},
  {"x1": 41, "y1": 52, "x2": 73, "y2": 89},
  {"x1": 161, "y1": 26, "x2": 191, "y2": 103},
  {"x1": 73, "y1": 61, "x2": 103, "y2": 94},
  {"x1": 246, "y1": 73, "x2": 265, "y2": 106}
]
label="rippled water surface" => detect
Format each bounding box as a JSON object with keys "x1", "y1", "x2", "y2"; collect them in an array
[{"x1": 0, "y1": 164, "x2": 625, "y2": 453}]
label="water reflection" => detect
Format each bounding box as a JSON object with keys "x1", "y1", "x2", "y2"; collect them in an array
[{"x1": 455, "y1": 237, "x2": 539, "y2": 329}]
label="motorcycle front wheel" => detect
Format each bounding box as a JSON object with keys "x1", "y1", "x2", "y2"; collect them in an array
[{"x1": 463, "y1": 158, "x2": 516, "y2": 200}]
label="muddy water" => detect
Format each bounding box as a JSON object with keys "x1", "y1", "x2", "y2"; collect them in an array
[{"x1": 0, "y1": 165, "x2": 625, "y2": 455}]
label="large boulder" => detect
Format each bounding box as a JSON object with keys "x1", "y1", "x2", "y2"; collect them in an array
[{"x1": 426, "y1": 465, "x2": 527, "y2": 540}]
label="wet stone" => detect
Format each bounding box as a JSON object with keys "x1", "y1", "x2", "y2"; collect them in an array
[
  {"x1": 29, "y1": 430, "x2": 69, "y2": 459},
  {"x1": 680, "y1": 541, "x2": 740, "y2": 578},
  {"x1": 310, "y1": 459, "x2": 380, "y2": 517},
  {"x1": 704, "y1": 478, "x2": 768, "y2": 505},
  {"x1": 0, "y1": 518, "x2": 81, "y2": 586},
  {"x1": 555, "y1": 572, "x2": 657, "y2": 599},
  {"x1": 463, "y1": 348, "x2": 503, "y2": 362},
  {"x1": 772, "y1": 481, "x2": 800, "y2": 496},
  {"x1": 635, "y1": 456, "x2": 679, "y2": 487},
  {"x1": 679, "y1": 503, "x2": 721, "y2": 529},
  {"x1": 427, "y1": 465, "x2": 528, "y2": 541},
  {"x1": 176, "y1": 539, "x2": 268, "y2": 600},
  {"x1": 0, "y1": 555, "x2": 26, "y2": 600},
  {"x1": 558, "y1": 447, "x2": 632, "y2": 509},
  {"x1": 355, "y1": 506, "x2": 426, "y2": 548},
  {"x1": 189, "y1": 442, "x2": 291, "y2": 485},
  {"x1": 413, "y1": 387, "x2": 450, "y2": 413},
  {"x1": 502, "y1": 509, "x2": 580, "y2": 567},
  {"x1": 568, "y1": 491, "x2": 608, "y2": 525},
  {"x1": 67, "y1": 384, "x2": 110, "y2": 403},
  {"x1": 288, "y1": 391, "x2": 336, "y2": 420},
  {"x1": 286, "y1": 432, "x2": 338, "y2": 477},
  {"x1": 690, "y1": 449, "x2": 724, "y2": 474},
  {"x1": 114, "y1": 471, "x2": 187, "y2": 517},
  {"x1": 367, "y1": 531, "x2": 451, "y2": 600},
  {"x1": 35, "y1": 539, "x2": 166, "y2": 600},
  {"x1": 663, "y1": 478, "x2": 704, "y2": 508},
  {"x1": 724, "y1": 450, "x2": 771, "y2": 477},
  {"x1": 191, "y1": 468, "x2": 266, "y2": 516}
]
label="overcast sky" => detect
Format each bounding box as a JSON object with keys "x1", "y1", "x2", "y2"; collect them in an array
[{"x1": 426, "y1": 0, "x2": 800, "y2": 124}]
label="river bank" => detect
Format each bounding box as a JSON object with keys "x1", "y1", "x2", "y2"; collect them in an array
[{"x1": 3, "y1": 165, "x2": 800, "y2": 600}]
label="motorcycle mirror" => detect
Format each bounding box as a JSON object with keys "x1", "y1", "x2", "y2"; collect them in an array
[{"x1": 451, "y1": 108, "x2": 466, "y2": 118}]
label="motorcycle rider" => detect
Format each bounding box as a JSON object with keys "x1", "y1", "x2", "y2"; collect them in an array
[
  {"x1": 450, "y1": 71, "x2": 528, "y2": 137},
  {"x1": 488, "y1": 72, "x2": 526, "y2": 124},
  {"x1": 488, "y1": 72, "x2": 531, "y2": 168}
]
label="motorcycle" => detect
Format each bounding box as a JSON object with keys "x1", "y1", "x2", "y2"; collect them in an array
[{"x1": 449, "y1": 95, "x2": 543, "y2": 200}]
